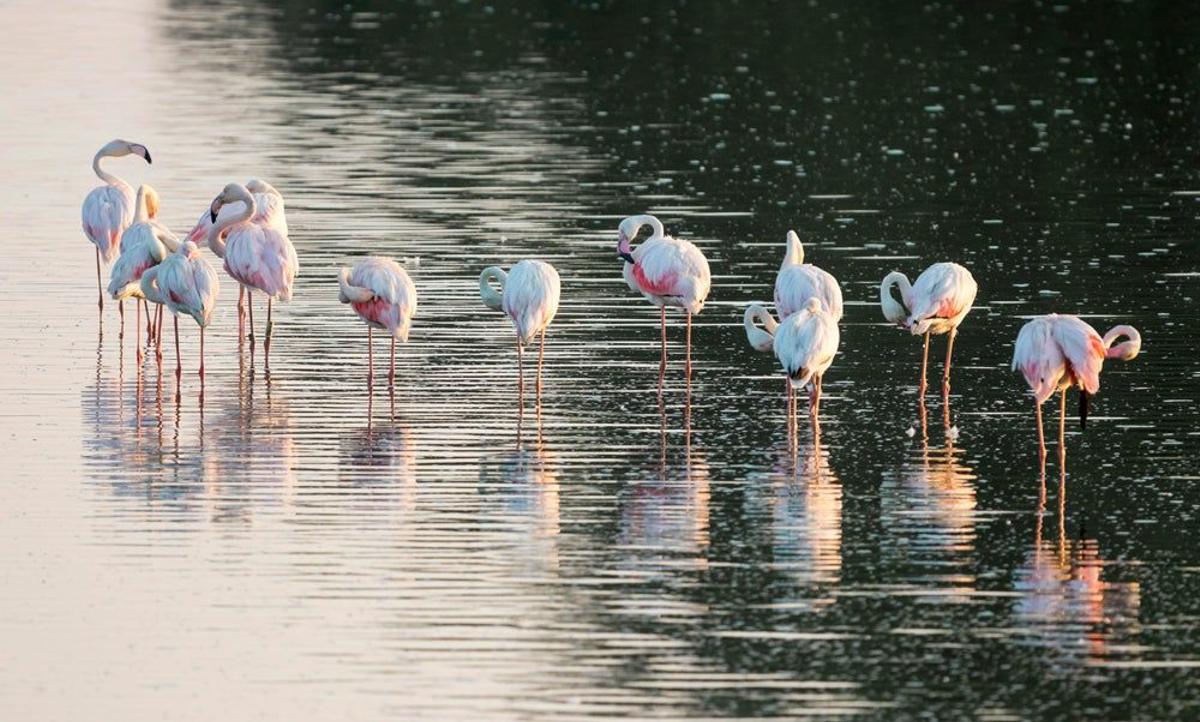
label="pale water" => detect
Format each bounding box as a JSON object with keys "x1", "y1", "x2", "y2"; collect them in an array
[{"x1": 2, "y1": 1, "x2": 1199, "y2": 719}]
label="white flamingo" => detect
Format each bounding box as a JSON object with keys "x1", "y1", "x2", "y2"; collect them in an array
[
  {"x1": 108, "y1": 185, "x2": 176, "y2": 361},
  {"x1": 880, "y1": 262, "x2": 977, "y2": 395},
  {"x1": 1012, "y1": 314, "x2": 1141, "y2": 468},
  {"x1": 773, "y1": 298, "x2": 840, "y2": 428},
  {"x1": 143, "y1": 241, "x2": 219, "y2": 380},
  {"x1": 81, "y1": 138, "x2": 152, "y2": 316},
  {"x1": 338, "y1": 256, "x2": 417, "y2": 386},
  {"x1": 189, "y1": 178, "x2": 288, "y2": 340},
  {"x1": 206, "y1": 182, "x2": 299, "y2": 367},
  {"x1": 480, "y1": 259, "x2": 561, "y2": 401},
  {"x1": 617, "y1": 214, "x2": 711, "y2": 392}
]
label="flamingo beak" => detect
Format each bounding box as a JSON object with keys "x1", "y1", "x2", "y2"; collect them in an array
[
  {"x1": 209, "y1": 199, "x2": 221, "y2": 223},
  {"x1": 617, "y1": 231, "x2": 635, "y2": 263}
]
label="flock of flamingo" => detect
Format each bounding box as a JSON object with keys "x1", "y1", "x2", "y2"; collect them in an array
[{"x1": 83, "y1": 139, "x2": 1142, "y2": 471}]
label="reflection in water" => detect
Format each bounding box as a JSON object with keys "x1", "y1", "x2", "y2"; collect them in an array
[
  {"x1": 1015, "y1": 474, "x2": 1141, "y2": 665},
  {"x1": 478, "y1": 411, "x2": 560, "y2": 569}
]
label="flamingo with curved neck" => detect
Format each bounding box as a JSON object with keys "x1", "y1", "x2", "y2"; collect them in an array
[
  {"x1": 479, "y1": 260, "x2": 561, "y2": 405},
  {"x1": 879, "y1": 263, "x2": 977, "y2": 397},
  {"x1": 82, "y1": 139, "x2": 152, "y2": 318}
]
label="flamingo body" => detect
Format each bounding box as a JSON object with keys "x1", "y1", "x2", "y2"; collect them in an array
[
  {"x1": 108, "y1": 186, "x2": 174, "y2": 300},
  {"x1": 338, "y1": 257, "x2": 418, "y2": 340},
  {"x1": 157, "y1": 241, "x2": 220, "y2": 327},
  {"x1": 775, "y1": 231, "x2": 843, "y2": 321},
  {"x1": 221, "y1": 221, "x2": 298, "y2": 300},
  {"x1": 883, "y1": 262, "x2": 977, "y2": 335},
  {"x1": 622, "y1": 235, "x2": 710, "y2": 314},
  {"x1": 775, "y1": 298, "x2": 840, "y2": 390},
  {"x1": 188, "y1": 178, "x2": 288, "y2": 244},
  {"x1": 482, "y1": 260, "x2": 561, "y2": 345},
  {"x1": 82, "y1": 184, "x2": 135, "y2": 263},
  {"x1": 1012, "y1": 314, "x2": 1141, "y2": 404}
]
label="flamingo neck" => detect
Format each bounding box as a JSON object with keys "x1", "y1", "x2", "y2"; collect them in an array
[
  {"x1": 1102, "y1": 324, "x2": 1141, "y2": 361},
  {"x1": 154, "y1": 225, "x2": 180, "y2": 254},
  {"x1": 133, "y1": 186, "x2": 152, "y2": 223},
  {"x1": 880, "y1": 271, "x2": 912, "y2": 325},
  {"x1": 92, "y1": 147, "x2": 123, "y2": 187},
  {"x1": 479, "y1": 266, "x2": 507, "y2": 312},
  {"x1": 207, "y1": 191, "x2": 256, "y2": 258},
  {"x1": 783, "y1": 230, "x2": 804, "y2": 267},
  {"x1": 743, "y1": 304, "x2": 778, "y2": 353}
]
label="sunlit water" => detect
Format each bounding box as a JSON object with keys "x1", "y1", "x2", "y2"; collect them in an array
[{"x1": 3, "y1": 0, "x2": 1200, "y2": 719}]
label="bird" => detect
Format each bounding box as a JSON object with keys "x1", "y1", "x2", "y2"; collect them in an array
[
  {"x1": 338, "y1": 256, "x2": 417, "y2": 387},
  {"x1": 480, "y1": 260, "x2": 561, "y2": 402},
  {"x1": 880, "y1": 262, "x2": 977, "y2": 396},
  {"x1": 206, "y1": 182, "x2": 299, "y2": 368},
  {"x1": 188, "y1": 178, "x2": 288, "y2": 341},
  {"x1": 617, "y1": 213, "x2": 711, "y2": 393},
  {"x1": 773, "y1": 298, "x2": 840, "y2": 430},
  {"x1": 108, "y1": 184, "x2": 176, "y2": 362},
  {"x1": 81, "y1": 138, "x2": 152, "y2": 316},
  {"x1": 1011, "y1": 314, "x2": 1141, "y2": 469},
  {"x1": 775, "y1": 230, "x2": 843, "y2": 321},
  {"x1": 142, "y1": 240, "x2": 219, "y2": 381}
]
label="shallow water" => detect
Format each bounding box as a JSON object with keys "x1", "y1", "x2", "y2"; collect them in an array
[{"x1": 3, "y1": 0, "x2": 1200, "y2": 719}]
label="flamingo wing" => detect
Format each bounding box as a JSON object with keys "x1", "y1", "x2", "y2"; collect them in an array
[
  {"x1": 1051, "y1": 315, "x2": 1105, "y2": 395},
  {"x1": 504, "y1": 261, "x2": 561, "y2": 343},
  {"x1": 775, "y1": 265, "x2": 843, "y2": 321},
  {"x1": 82, "y1": 184, "x2": 133, "y2": 262},
  {"x1": 910, "y1": 262, "x2": 977, "y2": 323},
  {"x1": 1012, "y1": 316, "x2": 1067, "y2": 403}
]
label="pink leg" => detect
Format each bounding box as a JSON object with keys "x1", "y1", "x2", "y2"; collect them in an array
[
  {"x1": 95, "y1": 247, "x2": 103, "y2": 312},
  {"x1": 174, "y1": 316, "x2": 181, "y2": 380},
  {"x1": 135, "y1": 302, "x2": 143, "y2": 364},
  {"x1": 1058, "y1": 388, "x2": 1067, "y2": 471},
  {"x1": 943, "y1": 328, "x2": 957, "y2": 394},
  {"x1": 658, "y1": 306, "x2": 667, "y2": 396},
  {"x1": 237, "y1": 285, "x2": 246, "y2": 341},
  {"x1": 537, "y1": 330, "x2": 545, "y2": 400},
  {"x1": 199, "y1": 326, "x2": 206, "y2": 381},
  {"x1": 264, "y1": 297, "x2": 274, "y2": 365},
  {"x1": 685, "y1": 311, "x2": 693, "y2": 390},
  {"x1": 389, "y1": 336, "x2": 396, "y2": 386},
  {"x1": 144, "y1": 299, "x2": 154, "y2": 345},
  {"x1": 367, "y1": 327, "x2": 374, "y2": 388},
  {"x1": 247, "y1": 292, "x2": 256, "y2": 347},
  {"x1": 811, "y1": 375, "x2": 822, "y2": 418},
  {"x1": 1035, "y1": 400, "x2": 1046, "y2": 470},
  {"x1": 119, "y1": 299, "x2": 125, "y2": 340},
  {"x1": 517, "y1": 338, "x2": 525, "y2": 405},
  {"x1": 919, "y1": 331, "x2": 930, "y2": 397}
]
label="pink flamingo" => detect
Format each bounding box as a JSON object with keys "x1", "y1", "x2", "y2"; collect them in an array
[
  {"x1": 617, "y1": 214, "x2": 711, "y2": 392},
  {"x1": 338, "y1": 256, "x2": 417, "y2": 386},
  {"x1": 108, "y1": 185, "x2": 175, "y2": 360},
  {"x1": 771, "y1": 298, "x2": 840, "y2": 429},
  {"x1": 142, "y1": 241, "x2": 219, "y2": 380},
  {"x1": 880, "y1": 262, "x2": 977, "y2": 395},
  {"x1": 206, "y1": 182, "x2": 299, "y2": 367},
  {"x1": 480, "y1": 260, "x2": 561, "y2": 401},
  {"x1": 81, "y1": 139, "x2": 152, "y2": 319},
  {"x1": 1012, "y1": 314, "x2": 1141, "y2": 468},
  {"x1": 189, "y1": 178, "x2": 288, "y2": 341}
]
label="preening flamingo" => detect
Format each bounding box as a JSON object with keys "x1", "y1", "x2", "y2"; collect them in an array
[
  {"x1": 480, "y1": 260, "x2": 561, "y2": 401},
  {"x1": 207, "y1": 182, "x2": 299, "y2": 367},
  {"x1": 81, "y1": 138, "x2": 152, "y2": 314},
  {"x1": 144, "y1": 240, "x2": 219, "y2": 380},
  {"x1": 880, "y1": 262, "x2": 977, "y2": 395},
  {"x1": 1012, "y1": 314, "x2": 1141, "y2": 468},
  {"x1": 617, "y1": 214, "x2": 711, "y2": 393},
  {"x1": 772, "y1": 298, "x2": 839, "y2": 427},
  {"x1": 338, "y1": 256, "x2": 417, "y2": 387},
  {"x1": 108, "y1": 185, "x2": 177, "y2": 361},
  {"x1": 190, "y1": 178, "x2": 288, "y2": 340}
]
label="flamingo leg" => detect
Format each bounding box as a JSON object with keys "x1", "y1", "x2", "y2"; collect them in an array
[
  {"x1": 143, "y1": 299, "x2": 154, "y2": 345},
  {"x1": 367, "y1": 327, "x2": 374, "y2": 388},
  {"x1": 1035, "y1": 399, "x2": 1046, "y2": 469},
  {"x1": 1058, "y1": 388, "x2": 1067, "y2": 472},
  {"x1": 537, "y1": 330, "x2": 545, "y2": 401},
  {"x1": 95, "y1": 247, "x2": 103, "y2": 312},
  {"x1": 237, "y1": 285, "x2": 246, "y2": 342},
  {"x1": 658, "y1": 306, "x2": 667, "y2": 396},
  {"x1": 155, "y1": 306, "x2": 164, "y2": 364},
  {"x1": 919, "y1": 331, "x2": 930, "y2": 397},
  {"x1": 119, "y1": 299, "x2": 125, "y2": 340},
  {"x1": 135, "y1": 302, "x2": 142, "y2": 364},
  {"x1": 517, "y1": 338, "x2": 525, "y2": 406},
  {"x1": 199, "y1": 326, "x2": 206, "y2": 381},
  {"x1": 264, "y1": 297, "x2": 273, "y2": 364},
  {"x1": 389, "y1": 336, "x2": 396, "y2": 386},
  {"x1": 943, "y1": 328, "x2": 957, "y2": 394},
  {"x1": 812, "y1": 375, "x2": 822, "y2": 418},
  {"x1": 685, "y1": 311, "x2": 693, "y2": 389},
  {"x1": 247, "y1": 292, "x2": 256, "y2": 346},
  {"x1": 173, "y1": 316, "x2": 181, "y2": 380}
]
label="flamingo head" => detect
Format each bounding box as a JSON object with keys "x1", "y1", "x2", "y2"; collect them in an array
[
  {"x1": 210, "y1": 182, "x2": 252, "y2": 222},
  {"x1": 617, "y1": 218, "x2": 637, "y2": 263},
  {"x1": 102, "y1": 139, "x2": 152, "y2": 164}
]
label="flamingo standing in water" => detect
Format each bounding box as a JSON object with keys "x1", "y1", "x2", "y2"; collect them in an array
[
  {"x1": 772, "y1": 298, "x2": 840, "y2": 428},
  {"x1": 81, "y1": 139, "x2": 152, "y2": 319},
  {"x1": 745, "y1": 229, "x2": 843, "y2": 415},
  {"x1": 1012, "y1": 314, "x2": 1141, "y2": 468},
  {"x1": 338, "y1": 256, "x2": 417, "y2": 386},
  {"x1": 206, "y1": 182, "x2": 299, "y2": 368},
  {"x1": 617, "y1": 214, "x2": 711, "y2": 393},
  {"x1": 480, "y1": 260, "x2": 561, "y2": 401},
  {"x1": 108, "y1": 185, "x2": 176, "y2": 361},
  {"x1": 880, "y1": 262, "x2": 977, "y2": 395},
  {"x1": 189, "y1": 178, "x2": 289, "y2": 341},
  {"x1": 143, "y1": 240, "x2": 219, "y2": 380}
]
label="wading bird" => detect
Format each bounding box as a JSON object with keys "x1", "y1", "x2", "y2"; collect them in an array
[
  {"x1": 206, "y1": 182, "x2": 299, "y2": 367},
  {"x1": 772, "y1": 298, "x2": 839, "y2": 429},
  {"x1": 143, "y1": 241, "x2": 219, "y2": 380},
  {"x1": 480, "y1": 260, "x2": 561, "y2": 401},
  {"x1": 108, "y1": 185, "x2": 176, "y2": 360},
  {"x1": 189, "y1": 179, "x2": 288, "y2": 340},
  {"x1": 81, "y1": 139, "x2": 152, "y2": 315},
  {"x1": 617, "y1": 214, "x2": 711, "y2": 393},
  {"x1": 1012, "y1": 314, "x2": 1141, "y2": 468},
  {"x1": 880, "y1": 262, "x2": 977, "y2": 395},
  {"x1": 338, "y1": 256, "x2": 417, "y2": 386}
]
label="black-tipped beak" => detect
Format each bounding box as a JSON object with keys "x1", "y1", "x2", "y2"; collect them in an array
[
  {"x1": 619, "y1": 251, "x2": 635, "y2": 264},
  {"x1": 209, "y1": 210, "x2": 218, "y2": 222},
  {"x1": 143, "y1": 150, "x2": 152, "y2": 164}
]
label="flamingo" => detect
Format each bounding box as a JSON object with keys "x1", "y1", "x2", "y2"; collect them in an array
[
  {"x1": 189, "y1": 178, "x2": 288, "y2": 340},
  {"x1": 880, "y1": 262, "x2": 977, "y2": 395},
  {"x1": 206, "y1": 182, "x2": 299, "y2": 367},
  {"x1": 1012, "y1": 314, "x2": 1141, "y2": 468},
  {"x1": 772, "y1": 298, "x2": 840, "y2": 429},
  {"x1": 617, "y1": 214, "x2": 711, "y2": 392},
  {"x1": 108, "y1": 185, "x2": 177, "y2": 361},
  {"x1": 746, "y1": 229, "x2": 844, "y2": 413},
  {"x1": 480, "y1": 260, "x2": 561, "y2": 401},
  {"x1": 142, "y1": 240, "x2": 219, "y2": 380},
  {"x1": 338, "y1": 256, "x2": 417, "y2": 387},
  {"x1": 81, "y1": 138, "x2": 152, "y2": 317}
]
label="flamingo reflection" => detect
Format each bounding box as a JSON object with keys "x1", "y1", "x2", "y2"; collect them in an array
[{"x1": 477, "y1": 412, "x2": 561, "y2": 569}]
